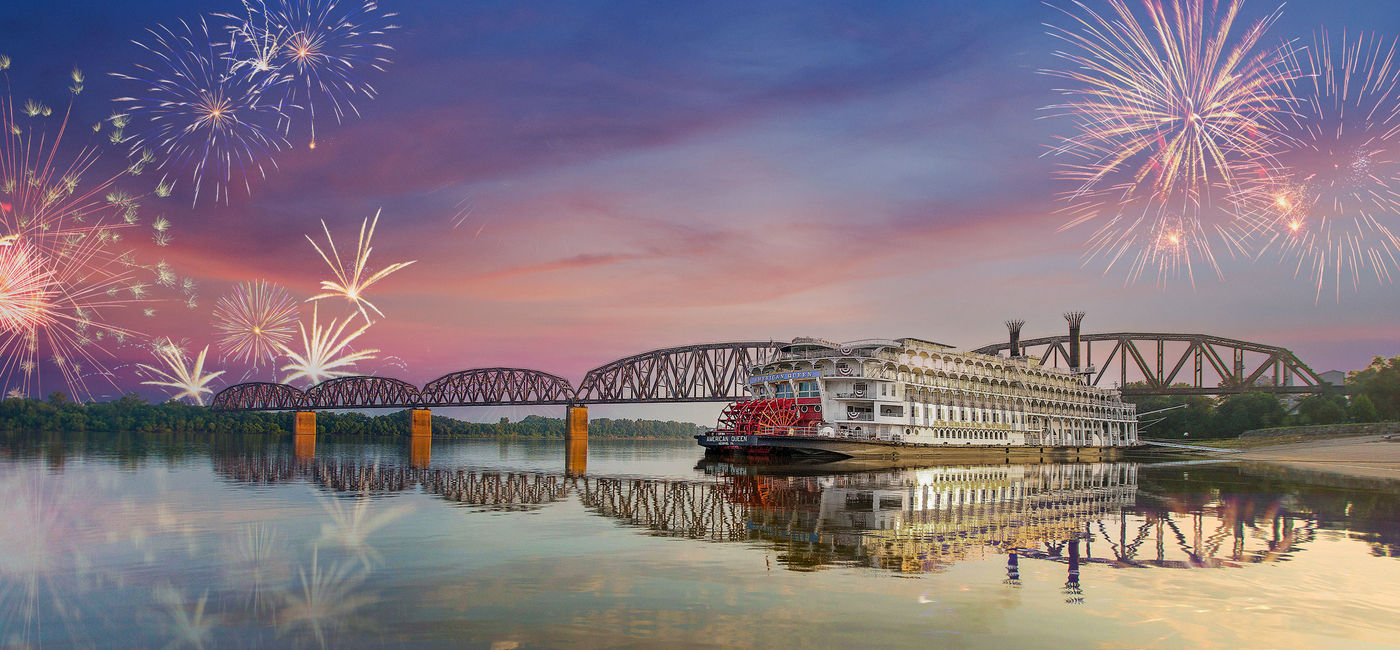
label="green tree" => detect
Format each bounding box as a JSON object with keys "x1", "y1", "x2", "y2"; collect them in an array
[
  {"x1": 1351, "y1": 394, "x2": 1381, "y2": 423},
  {"x1": 1124, "y1": 389, "x2": 1216, "y2": 438},
  {"x1": 1348, "y1": 356, "x2": 1400, "y2": 421},
  {"x1": 1212, "y1": 392, "x2": 1286, "y2": 437},
  {"x1": 1296, "y1": 393, "x2": 1348, "y2": 425}
]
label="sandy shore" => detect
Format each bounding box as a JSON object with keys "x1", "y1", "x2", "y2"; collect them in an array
[{"x1": 1220, "y1": 434, "x2": 1400, "y2": 482}]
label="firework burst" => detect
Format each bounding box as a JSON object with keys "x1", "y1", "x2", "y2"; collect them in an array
[
  {"x1": 306, "y1": 209, "x2": 415, "y2": 322},
  {"x1": 279, "y1": 305, "x2": 378, "y2": 386},
  {"x1": 138, "y1": 344, "x2": 226, "y2": 405},
  {"x1": 1232, "y1": 31, "x2": 1400, "y2": 301},
  {"x1": 212, "y1": 279, "x2": 300, "y2": 367},
  {"x1": 224, "y1": 0, "x2": 399, "y2": 147},
  {"x1": 112, "y1": 17, "x2": 288, "y2": 204},
  {"x1": 1043, "y1": 0, "x2": 1300, "y2": 285},
  {"x1": 0, "y1": 63, "x2": 168, "y2": 399}
]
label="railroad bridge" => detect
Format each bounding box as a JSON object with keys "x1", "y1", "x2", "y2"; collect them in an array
[{"x1": 210, "y1": 326, "x2": 1333, "y2": 453}]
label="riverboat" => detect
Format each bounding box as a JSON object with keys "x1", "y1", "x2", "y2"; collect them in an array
[{"x1": 696, "y1": 336, "x2": 1139, "y2": 460}]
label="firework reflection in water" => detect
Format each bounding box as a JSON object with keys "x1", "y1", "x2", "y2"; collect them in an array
[
  {"x1": 315, "y1": 492, "x2": 413, "y2": 569},
  {"x1": 222, "y1": 523, "x2": 290, "y2": 620},
  {"x1": 0, "y1": 470, "x2": 101, "y2": 646},
  {"x1": 277, "y1": 546, "x2": 378, "y2": 649}
]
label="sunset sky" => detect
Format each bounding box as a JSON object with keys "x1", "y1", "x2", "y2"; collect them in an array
[{"x1": 4, "y1": 0, "x2": 1399, "y2": 418}]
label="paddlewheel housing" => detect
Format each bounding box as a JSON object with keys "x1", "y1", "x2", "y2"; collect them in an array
[{"x1": 714, "y1": 398, "x2": 813, "y2": 436}]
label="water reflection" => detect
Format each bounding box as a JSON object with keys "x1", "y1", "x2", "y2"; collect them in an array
[
  {"x1": 315, "y1": 496, "x2": 414, "y2": 568},
  {"x1": 277, "y1": 548, "x2": 377, "y2": 648},
  {"x1": 207, "y1": 453, "x2": 1332, "y2": 578},
  {"x1": 5, "y1": 432, "x2": 1400, "y2": 647},
  {"x1": 222, "y1": 523, "x2": 285, "y2": 617},
  {"x1": 154, "y1": 585, "x2": 219, "y2": 650}
]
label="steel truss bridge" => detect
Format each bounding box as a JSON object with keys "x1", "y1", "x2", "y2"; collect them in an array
[
  {"x1": 212, "y1": 341, "x2": 783, "y2": 411},
  {"x1": 971, "y1": 332, "x2": 1331, "y2": 396},
  {"x1": 211, "y1": 333, "x2": 1332, "y2": 411}
]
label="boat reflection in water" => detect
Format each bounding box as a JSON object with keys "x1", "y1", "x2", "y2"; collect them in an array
[
  {"x1": 213, "y1": 454, "x2": 1318, "y2": 578},
  {"x1": 697, "y1": 460, "x2": 1137, "y2": 575}
]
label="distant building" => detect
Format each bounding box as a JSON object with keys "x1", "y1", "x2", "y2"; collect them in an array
[{"x1": 1319, "y1": 370, "x2": 1346, "y2": 387}]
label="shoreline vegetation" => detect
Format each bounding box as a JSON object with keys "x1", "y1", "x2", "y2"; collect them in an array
[
  {"x1": 0, "y1": 394, "x2": 705, "y2": 439},
  {"x1": 1125, "y1": 354, "x2": 1400, "y2": 440}
]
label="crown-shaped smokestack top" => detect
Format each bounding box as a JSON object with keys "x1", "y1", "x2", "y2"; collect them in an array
[
  {"x1": 1064, "y1": 311, "x2": 1085, "y2": 370},
  {"x1": 1005, "y1": 319, "x2": 1025, "y2": 358}
]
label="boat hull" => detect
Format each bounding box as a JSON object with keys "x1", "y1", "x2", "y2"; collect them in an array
[{"x1": 695, "y1": 433, "x2": 1131, "y2": 461}]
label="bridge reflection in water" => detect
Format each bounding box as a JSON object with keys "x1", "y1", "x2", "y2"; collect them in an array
[{"x1": 212, "y1": 455, "x2": 1317, "y2": 579}]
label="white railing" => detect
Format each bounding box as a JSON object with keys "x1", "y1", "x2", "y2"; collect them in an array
[{"x1": 774, "y1": 350, "x2": 901, "y2": 362}]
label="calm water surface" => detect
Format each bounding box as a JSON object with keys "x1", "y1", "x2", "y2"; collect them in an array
[{"x1": 4, "y1": 431, "x2": 1400, "y2": 648}]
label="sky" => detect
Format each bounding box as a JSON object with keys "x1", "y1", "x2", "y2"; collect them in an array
[{"x1": 3, "y1": 0, "x2": 1399, "y2": 421}]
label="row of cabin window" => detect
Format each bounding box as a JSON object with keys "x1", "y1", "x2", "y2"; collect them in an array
[
  {"x1": 914, "y1": 405, "x2": 1019, "y2": 425},
  {"x1": 933, "y1": 430, "x2": 1008, "y2": 441}
]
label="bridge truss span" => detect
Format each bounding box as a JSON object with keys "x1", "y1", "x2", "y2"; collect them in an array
[
  {"x1": 574, "y1": 341, "x2": 784, "y2": 404},
  {"x1": 420, "y1": 368, "x2": 576, "y2": 406},
  {"x1": 210, "y1": 382, "x2": 307, "y2": 411},
  {"x1": 972, "y1": 332, "x2": 1331, "y2": 396},
  {"x1": 303, "y1": 376, "x2": 424, "y2": 409}
]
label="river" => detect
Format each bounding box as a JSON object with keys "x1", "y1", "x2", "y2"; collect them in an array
[{"x1": 3, "y1": 432, "x2": 1399, "y2": 648}]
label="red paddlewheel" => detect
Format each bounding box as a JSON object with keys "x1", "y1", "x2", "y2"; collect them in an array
[{"x1": 715, "y1": 398, "x2": 802, "y2": 436}]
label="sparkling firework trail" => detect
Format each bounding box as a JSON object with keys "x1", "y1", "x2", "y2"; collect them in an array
[
  {"x1": 0, "y1": 242, "x2": 56, "y2": 333},
  {"x1": 225, "y1": 0, "x2": 399, "y2": 147},
  {"x1": 1233, "y1": 31, "x2": 1400, "y2": 302},
  {"x1": 138, "y1": 344, "x2": 225, "y2": 405},
  {"x1": 212, "y1": 279, "x2": 300, "y2": 367},
  {"x1": 280, "y1": 305, "x2": 378, "y2": 386},
  {"x1": 112, "y1": 17, "x2": 288, "y2": 204},
  {"x1": 1043, "y1": 0, "x2": 1300, "y2": 285},
  {"x1": 306, "y1": 209, "x2": 415, "y2": 322}
]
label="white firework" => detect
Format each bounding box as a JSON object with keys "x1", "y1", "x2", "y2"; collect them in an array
[
  {"x1": 138, "y1": 344, "x2": 225, "y2": 405},
  {"x1": 279, "y1": 305, "x2": 378, "y2": 386}
]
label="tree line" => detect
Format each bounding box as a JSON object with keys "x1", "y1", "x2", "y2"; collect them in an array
[
  {"x1": 1125, "y1": 354, "x2": 1400, "y2": 439},
  {"x1": 0, "y1": 393, "x2": 705, "y2": 439}
]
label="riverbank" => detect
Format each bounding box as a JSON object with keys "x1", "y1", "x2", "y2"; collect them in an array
[{"x1": 1215, "y1": 433, "x2": 1400, "y2": 483}]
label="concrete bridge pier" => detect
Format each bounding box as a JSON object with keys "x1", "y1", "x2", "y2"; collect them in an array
[
  {"x1": 410, "y1": 409, "x2": 432, "y2": 467},
  {"x1": 293, "y1": 411, "x2": 316, "y2": 459},
  {"x1": 565, "y1": 405, "x2": 587, "y2": 476}
]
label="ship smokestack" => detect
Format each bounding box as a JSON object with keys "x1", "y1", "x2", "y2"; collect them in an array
[
  {"x1": 1005, "y1": 319, "x2": 1024, "y2": 358},
  {"x1": 1064, "y1": 311, "x2": 1085, "y2": 370}
]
